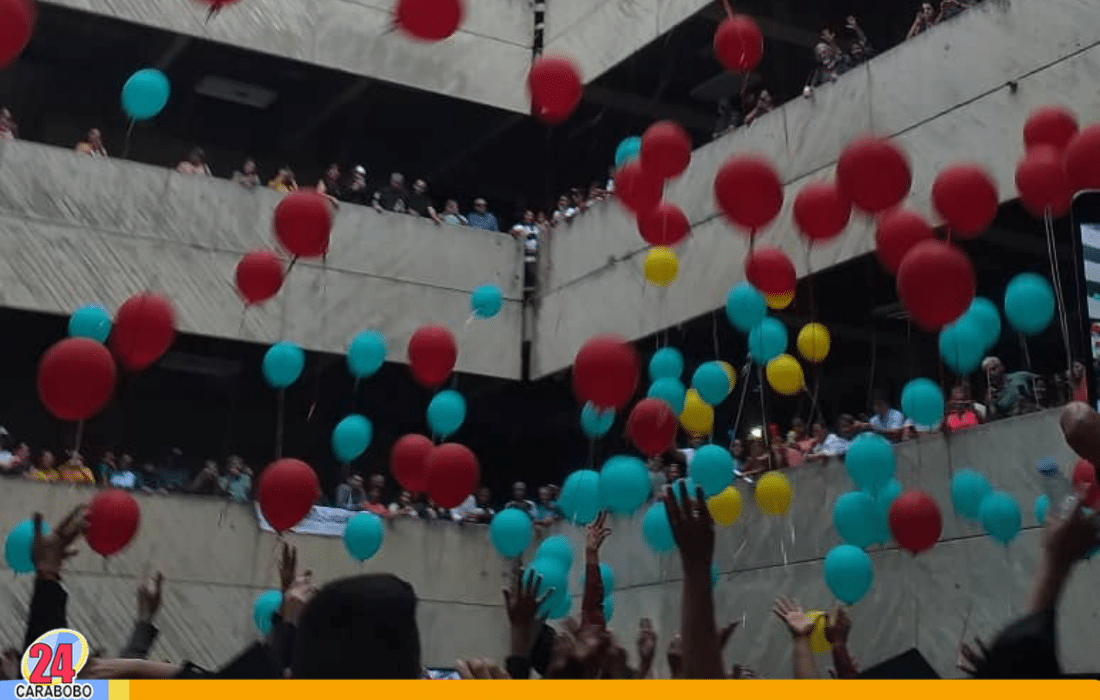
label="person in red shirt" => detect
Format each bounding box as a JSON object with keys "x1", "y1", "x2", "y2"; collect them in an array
[
  {"x1": 945, "y1": 384, "x2": 983, "y2": 433},
  {"x1": 360, "y1": 485, "x2": 390, "y2": 517}
]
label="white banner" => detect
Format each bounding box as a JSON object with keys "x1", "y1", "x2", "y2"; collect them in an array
[{"x1": 254, "y1": 503, "x2": 356, "y2": 537}]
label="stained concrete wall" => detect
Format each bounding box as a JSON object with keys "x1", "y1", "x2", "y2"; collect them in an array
[
  {"x1": 0, "y1": 139, "x2": 525, "y2": 380},
  {"x1": 0, "y1": 409, "x2": 1092, "y2": 676},
  {"x1": 532, "y1": 0, "x2": 1100, "y2": 377},
  {"x1": 45, "y1": 0, "x2": 534, "y2": 113}
]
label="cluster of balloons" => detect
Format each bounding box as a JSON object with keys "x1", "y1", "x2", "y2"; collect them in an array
[
  {"x1": 524, "y1": 536, "x2": 575, "y2": 620},
  {"x1": 1016, "y1": 106, "x2": 1100, "y2": 217},
  {"x1": 939, "y1": 297, "x2": 1001, "y2": 374},
  {"x1": 950, "y1": 469, "x2": 1021, "y2": 545},
  {"x1": 389, "y1": 435, "x2": 480, "y2": 510}
]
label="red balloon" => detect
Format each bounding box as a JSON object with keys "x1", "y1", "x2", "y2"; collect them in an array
[
  {"x1": 626, "y1": 398, "x2": 677, "y2": 456},
  {"x1": 1015, "y1": 146, "x2": 1071, "y2": 217},
  {"x1": 744, "y1": 246, "x2": 796, "y2": 295},
  {"x1": 836, "y1": 137, "x2": 911, "y2": 214},
  {"x1": 425, "y1": 443, "x2": 479, "y2": 509},
  {"x1": 1072, "y1": 459, "x2": 1100, "y2": 509},
  {"x1": 407, "y1": 325, "x2": 457, "y2": 388},
  {"x1": 394, "y1": 0, "x2": 463, "y2": 41},
  {"x1": 110, "y1": 293, "x2": 176, "y2": 371},
  {"x1": 875, "y1": 208, "x2": 934, "y2": 274},
  {"x1": 1064, "y1": 125, "x2": 1100, "y2": 192},
  {"x1": 931, "y1": 163, "x2": 998, "y2": 238},
  {"x1": 258, "y1": 458, "x2": 320, "y2": 532},
  {"x1": 793, "y1": 181, "x2": 851, "y2": 242},
  {"x1": 715, "y1": 155, "x2": 783, "y2": 232},
  {"x1": 273, "y1": 191, "x2": 332, "y2": 259},
  {"x1": 1023, "y1": 106, "x2": 1078, "y2": 152},
  {"x1": 37, "y1": 338, "x2": 116, "y2": 421},
  {"x1": 0, "y1": 0, "x2": 34, "y2": 69},
  {"x1": 572, "y1": 335, "x2": 639, "y2": 410},
  {"x1": 713, "y1": 15, "x2": 763, "y2": 73},
  {"x1": 85, "y1": 489, "x2": 141, "y2": 557},
  {"x1": 528, "y1": 56, "x2": 582, "y2": 125},
  {"x1": 637, "y1": 202, "x2": 690, "y2": 246},
  {"x1": 888, "y1": 490, "x2": 942, "y2": 554},
  {"x1": 616, "y1": 161, "x2": 663, "y2": 215},
  {"x1": 390, "y1": 434, "x2": 434, "y2": 492},
  {"x1": 896, "y1": 240, "x2": 975, "y2": 331},
  {"x1": 640, "y1": 121, "x2": 691, "y2": 179},
  {"x1": 235, "y1": 249, "x2": 285, "y2": 305}
]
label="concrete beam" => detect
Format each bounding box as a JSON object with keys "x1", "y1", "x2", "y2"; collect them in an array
[{"x1": 583, "y1": 84, "x2": 715, "y2": 131}]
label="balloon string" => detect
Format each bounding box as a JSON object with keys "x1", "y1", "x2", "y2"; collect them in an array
[
  {"x1": 720, "y1": 0, "x2": 735, "y2": 20},
  {"x1": 122, "y1": 119, "x2": 136, "y2": 160},
  {"x1": 1043, "y1": 209, "x2": 1074, "y2": 379},
  {"x1": 238, "y1": 305, "x2": 248, "y2": 335},
  {"x1": 74, "y1": 419, "x2": 85, "y2": 456},
  {"x1": 711, "y1": 311, "x2": 721, "y2": 360},
  {"x1": 730, "y1": 360, "x2": 752, "y2": 441},
  {"x1": 275, "y1": 389, "x2": 285, "y2": 460}
]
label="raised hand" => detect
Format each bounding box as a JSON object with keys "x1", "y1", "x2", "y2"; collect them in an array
[
  {"x1": 958, "y1": 637, "x2": 988, "y2": 676},
  {"x1": 503, "y1": 567, "x2": 552, "y2": 656},
  {"x1": 32, "y1": 505, "x2": 87, "y2": 579},
  {"x1": 773, "y1": 596, "x2": 815, "y2": 638},
  {"x1": 137, "y1": 572, "x2": 164, "y2": 624},
  {"x1": 731, "y1": 664, "x2": 757, "y2": 679},
  {"x1": 281, "y1": 570, "x2": 318, "y2": 626},
  {"x1": 719, "y1": 620, "x2": 740, "y2": 649},
  {"x1": 586, "y1": 511, "x2": 612, "y2": 552},
  {"x1": 277, "y1": 541, "x2": 297, "y2": 592},
  {"x1": 1044, "y1": 493, "x2": 1100, "y2": 567},
  {"x1": 636, "y1": 618, "x2": 656, "y2": 663},
  {"x1": 456, "y1": 658, "x2": 511, "y2": 679},
  {"x1": 666, "y1": 633, "x2": 683, "y2": 679},
  {"x1": 824, "y1": 606, "x2": 851, "y2": 645},
  {"x1": 663, "y1": 481, "x2": 714, "y2": 570}
]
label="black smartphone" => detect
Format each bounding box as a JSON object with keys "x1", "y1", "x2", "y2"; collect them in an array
[{"x1": 1070, "y1": 190, "x2": 1100, "y2": 411}]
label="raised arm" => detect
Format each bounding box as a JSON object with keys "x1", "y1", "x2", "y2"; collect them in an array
[
  {"x1": 502, "y1": 564, "x2": 552, "y2": 679},
  {"x1": 25, "y1": 506, "x2": 86, "y2": 651},
  {"x1": 773, "y1": 596, "x2": 819, "y2": 679},
  {"x1": 119, "y1": 572, "x2": 163, "y2": 659},
  {"x1": 580, "y1": 511, "x2": 611, "y2": 627},
  {"x1": 825, "y1": 606, "x2": 858, "y2": 678}
]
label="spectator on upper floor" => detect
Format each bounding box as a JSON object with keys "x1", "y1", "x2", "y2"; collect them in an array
[
  {"x1": 552, "y1": 195, "x2": 579, "y2": 226},
  {"x1": 466, "y1": 198, "x2": 499, "y2": 231},
  {"x1": 859, "y1": 392, "x2": 909, "y2": 442},
  {"x1": 439, "y1": 199, "x2": 467, "y2": 226},
  {"x1": 907, "y1": 2, "x2": 937, "y2": 39},
  {"x1": 368, "y1": 473, "x2": 386, "y2": 492},
  {"x1": 0, "y1": 108, "x2": 17, "y2": 139},
  {"x1": 808, "y1": 40, "x2": 844, "y2": 88},
  {"x1": 505, "y1": 481, "x2": 537, "y2": 518},
  {"x1": 2, "y1": 441, "x2": 30, "y2": 478},
  {"x1": 390, "y1": 490, "x2": 436, "y2": 519},
  {"x1": 316, "y1": 163, "x2": 343, "y2": 206},
  {"x1": 937, "y1": 0, "x2": 974, "y2": 22},
  {"x1": 75, "y1": 128, "x2": 107, "y2": 157},
  {"x1": 451, "y1": 486, "x2": 494, "y2": 524},
  {"x1": 188, "y1": 460, "x2": 221, "y2": 495},
  {"x1": 534, "y1": 486, "x2": 561, "y2": 526},
  {"x1": 361, "y1": 484, "x2": 390, "y2": 517},
  {"x1": 139, "y1": 461, "x2": 167, "y2": 493},
  {"x1": 843, "y1": 15, "x2": 874, "y2": 64},
  {"x1": 408, "y1": 179, "x2": 443, "y2": 224},
  {"x1": 231, "y1": 158, "x2": 260, "y2": 189},
  {"x1": 58, "y1": 453, "x2": 95, "y2": 485},
  {"x1": 345, "y1": 166, "x2": 370, "y2": 205},
  {"x1": 605, "y1": 165, "x2": 615, "y2": 194},
  {"x1": 585, "y1": 182, "x2": 607, "y2": 208},
  {"x1": 373, "y1": 173, "x2": 409, "y2": 214},
  {"x1": 535, "y1": 211, "x2": 551, "y2": 238},
  {"x1": 110, "y1": 453, "x2": 140, "y2": 489},
  {"x1": 712, "y1": 97, "x2": 743, "y2": 139},
  {"x1": 95, "y1": 450, "x2": 116, "y2": 485},
  {"x1": 268, "y1": 167, "x2": 298, "y2": 194},
  {"x1": 570, "y1": 188, "x2": 588, "y2": 215},
  {"x1": 27, "y1": 450, "x2": 59, "y2": 483},
  {"x1": 336, "y1": 474, "x2": 366, "y2": 511},
  {"x1": 982, "y1": 356, "x2": 1037, "y2": 419},
  {"x1": 219, "y1": 456, "x2": 252, "y2": 503},
  {"x1": 511, "y1": 210, "x2": 541, "y2": 290},
  {"x1": 804, "y1": 416, "x2": 856, "y2": 462},
  {"x1": 176, "y1": 147, "x2": 211, "y2": 176},
  {"x1": 945, "y1": 384, "x2": 984, "y2": 433},
  {"x1": 743, "y1": 89, "x2": 774, "y2": 126}
]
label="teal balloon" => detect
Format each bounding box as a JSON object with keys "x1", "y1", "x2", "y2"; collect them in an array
[
  {"x1": 641, "y1": 501, "x2": 676, "y2": 554},
  {"x1": 347, "y1": 330, "x2": 386, "y2": 379},
  {"x1": 688, "y1": 444, "x2": 734, "y2": 497},
  {"x1": 68, "y1": 305, "x2": 111, "y2": 343},
  {"x1": 614, "y1": 136, "x2": 642, "y2": 167},
  {"x1": 980, "y1": 491, "x2": 1021, "y2": 545},
  {"x1": 823, "y1": 544, "x2": 874, "y2": 604},
  {"x1": 950, "y1": 469, "x2": 992, "y2": 520},
  {"x1": 252, "y1": 589, "x2": 283, "y2": 634},
  {"x1": 549, "y1": 593, "x2": 572, "y2": 620},
  {"x1": 1004, "y1": 273, "x2": 1055, "y2": 336},
  {"x1": 558, "y1": 469, "x2": 601, "y2": 525},
  {"x1": 343, "y1": 512, "x2": 385, "y2": 561},
  {"x1": 427, "y1": 390, "x2": 466, "y2": 438},
  {"x1": 526, "y1": 558, "x2": 568, "y2": 617},
  {"x1": 845, "y1": 433, "x2": 895, "y2": 493},
  {"x1": 692, "y1": 362, "x2": 731, "y2": 405},
  {"x1": 4, "y1": 519, "x2": 47, "y2": 574},
  {"x1": 648, "y1": 378, "x2": 687, "y2": 414},
  {"x1": 710, "y1": 563, "x2": 719, "y2": 590},
  {"x1": 262, "y1": 342, "x2": 305, "y2": 389},
  {"x1": 489, "y1": 509, "x2": 533, "y2": 558},
  {"x1": 649, "y1": 347, "x2": 684, "y2": 381},
  {"x1": 470, "y1": 284, "x2": 504, "y2": 319},
  {"x1": 602, "y1": 594, "x2": 614, "y2": 622},
  {"x1": 901, "y1": 378, "x2": 944, "y2": 427},
  {"x1": 599, "y1": 455, "x2": 650, "y2": 514},
  {"x1": 748, "y1": 317, "x2": 788, "y2": 363},
  {"x1": 870, "y1": 478, "x2": 902, "y2": 545},
  {"x1": 536, "y1": 535, "x2": 574, "y2": 570},
  {"x1": 965, "y1": 297, "x2": 1001, "y2": 350},
  {"x1": 726, "y1": 282, "x2": 767, "y2": 334},
  {"x1": 580, "y1": 402, "x2": 615, "y2": 438},
  {"x1": 331, "y1": 414, "x2": 373, "y2": 463},
  {"x1": 832, "y1": 491, "x2": 878, "y2": 549},
  {"x1": 938, "y1": 317, "x2": 984, "y2": 374},
  {"x1": 121, "y1": 68, "x2": 171, "y2": 120},
  {"x1": 1034, "y1": 493, "x2": 1050, "y2": 524}
]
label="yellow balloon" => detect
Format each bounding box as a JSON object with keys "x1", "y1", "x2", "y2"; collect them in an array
[
  {"x1": 766, "y1": 289, "x2": 794, "y2": 310},
  {"x1": 680, "y1": 388, "x2": 714, "y2": 435},
  {"x1": 807, "y1": 611, "x2": 833, "y2": 655},
  {"x1": 644, "y1": 246, "x2": 679, "y2": 286},
  {"x1": 754, "y1": 471, "x2": 792, "y2": 515},
  {"x1": 766, "y1": 354, "x2": 805, "y2": 396},
  {"x1": 797, "y1": 322, "x2": 831, "y2": 364},
  {"x1": 707, "y1": 487, "x2": 743, "y2": 526},
  {"x1": 717, "y1": 361, "x2": 737, "y2": 393}
]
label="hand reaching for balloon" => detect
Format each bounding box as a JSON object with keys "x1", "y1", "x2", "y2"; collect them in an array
[
  {"x1": 666, "y1": 633, "x2": 684, "y2": 679},
  {"x1": 503, "y1": 568, "x2": 551, "y2": 656},
  {"x1": 636, "y1": 618, "x2": 656, "y2": 667},
  {"x1": 824, "y1": 606, "x2": 851, "y2": 645},
  {"x1": 719, "y1": 620, "x2": 740, "y2": 649},
  {"x1": 773, "y1": 596, "x2": 815, "y2": 638},
  {"x1": 281, "y1": 570, "x2": 318, "y2": 626},
  {"x1": 456, "y1": 658, "x2": 511, "y2": 679},
  {"x1": 663, "y1": 481, "x2": 714, "y2": 572},
  {"x1": 586, "y1": 511, "x2": 612, "y2": 553},
  {"x1": 1043, "y1": 492, "x2": 1100, "y2": 569},
  {"x1": 136, "y1": 572, "x2": 164, "y2": 624},
  {"x1": 957, "y1": 637, "x2": 988, "y2": 677},
  {"x1": 277, "y1": 541, "x2": 297, "y2": 593},
  {"x1": 32, "y1": 505, "x2": 87, "y2": 579}
]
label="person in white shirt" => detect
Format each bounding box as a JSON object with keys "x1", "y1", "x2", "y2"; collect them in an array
[
  {"x1": 860, "y1": 393, "x2": 908, "y2": 442},
  {"x1": 805, "y1": 415, "x2": 857, "y2": 462},
  {"x1": 451, "y1": 486, "x2": 495, "y2": 524},
  {"x1": 504, "y1": 481, "x2": 537, "y2": 518},
  {"x1": 551, "y1": 195, "x2": 578, "y2": 226},
  {"x1": 511, "y1": 210, "x2": 540, "y2": 291}
]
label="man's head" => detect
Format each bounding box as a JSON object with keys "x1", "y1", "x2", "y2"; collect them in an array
[
  {"x1": 982, "y1": 356, "x2": 1006, "y2": 383},
  {"x1": 390, "y1": 172, "x2": 405, "y2": 187},
  {"x1": 326, "y1": 163, "x2": 340, "y2": 179},
  {"x1": 348, "y1": 474, "x2": 364, "y2": 489},
  {"x1": 39, "y1": 450, "x2": 55, "y2": 470},
  {"x1": 538, "y1": 486, "x2": 552, "y2": 503},
  {"x1": 689, "y1": 435, "x2": 705, "y2": 448},
  {"x1": 557, "y1": 195, "x2": 569, "y2": 208},
  {"x1": 398, "y1": 490, "x2": 412, "y2": 506},
  {"x1": 141, "y1": 462, "x2": 156, "y2": 475},
  {"x1": 814, "y1": 42, "x2": 836, "y2": 63},
  {"x1": 790, "y1": 417, "x2": 806, "y2": 437},
  {"x1": 369, "y1": 473, "x2": 386, "y2": 490},
  {"x1": 476, "y1": 486, "x2": 491, "y2": 505},
  {"x1": 512, "y1": 481, "x2": 527, "y2": 500},
  {"x1": 367, "y1": 485, "x2": 383, "y2": 503},
  {"x1": 871, "y1": 392, "x2": 889, "y2": 418},
  {"x1": 243, "y1": 158, "x2": 256, "y2": 174},
  {"x1": 292, "y1": 574, "x2": 421, "y2": 679},
  {"x1": 88, "y1": 128, "x2": 102, "y2": 143},
  {"x1": 14, "y1": 442, "x2": 30, "y2": 460},
  {"x1": 921, "y1": 2, "x2": 935, "y2": 17},
  {"x1": 522, "y1": 209, "x2": 535, "y2": 224},
  {"x1": 444, "y1": 199, "x2": 459, "y2": 214},
  {"x1": 413, "y1": 179, "x2": 428, "y2": 194},
  {"x1": 473, "y1": 198, "x2": 488, "y2": 214},
  {"x1": 837, "y1": 414, "x2": 856, "y2": 438},
  {"x1": 188, "y1": 147, "x2": 205, "y2": 165},
  {"x1": 120, "y1": 453, "x2": 134, "y2": 469}
]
